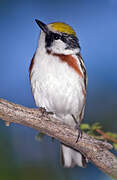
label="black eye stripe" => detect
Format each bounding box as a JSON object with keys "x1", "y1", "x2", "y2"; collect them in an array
[
  {"x1": 45, "y1": 32, "x2": 54, "y2": 47},
  {"x1": 45, "y1": 32, "x2": 61, "y2": 47},
  {"x1": 53, "y1": 33, "x2": 61, "y2": 40},
  {"x1": 45, "y1": 32, "x2": 80, "y2": 49}
]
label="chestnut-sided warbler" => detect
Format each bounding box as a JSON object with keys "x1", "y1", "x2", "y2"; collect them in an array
[{"x1": 29, "y1": 19, "x2": 87, "y2": 168}]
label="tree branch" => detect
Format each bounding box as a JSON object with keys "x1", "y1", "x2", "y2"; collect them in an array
[
  {"x1": 0, "y1": 98, "x2": 117, "y2": 179},
  {"x1": 96, "y1": 129, "x2": 117, "y2": 144}
]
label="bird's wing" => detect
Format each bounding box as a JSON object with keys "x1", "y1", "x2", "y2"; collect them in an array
[
  {"x1": 29, "y1": 53, "x2": 36, "y2": 81},
  {"x1": 77, "y1": 53, "x2": 87, "y2": 90}
]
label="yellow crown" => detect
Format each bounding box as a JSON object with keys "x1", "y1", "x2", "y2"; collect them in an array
[{"x1": 50, "y1": 22, "x2": 76, "y2": 36}]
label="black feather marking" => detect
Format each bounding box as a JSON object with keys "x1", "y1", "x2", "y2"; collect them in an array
[
  {"x1": 77, "y1": 53, "x2": 87, "y2": 89},
  {"x1": 45, "y1": 31, "x2": 80, "y2": 50}
]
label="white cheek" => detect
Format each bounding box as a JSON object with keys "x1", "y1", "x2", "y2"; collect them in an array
[
  {"x1": 52, "y1": 40, "x2": 66, "y2": 54},
  {"x1": 50, "y1": 40, "x2": 80, "y2": 55}
]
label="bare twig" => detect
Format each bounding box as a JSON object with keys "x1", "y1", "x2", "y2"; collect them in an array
[
  {"x1": 0, "y1": 98, "x2": 117, "y2": 179},
  {"x1": 96, "y1": 129, "x2": 117, "y2": 144}
]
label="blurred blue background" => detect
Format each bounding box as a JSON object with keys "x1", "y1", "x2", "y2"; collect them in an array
[{"x1": 0, "y1": 0, "x2": 117, "y2": 179}]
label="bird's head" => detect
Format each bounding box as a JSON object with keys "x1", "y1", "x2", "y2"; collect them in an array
[{"x1": 35, "y1": 19, "x2": 80, "y2": 55}]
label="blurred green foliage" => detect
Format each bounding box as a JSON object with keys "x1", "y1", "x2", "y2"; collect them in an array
[{"x1": 81, "y1": 123, "x2": 117, "y2": 150}]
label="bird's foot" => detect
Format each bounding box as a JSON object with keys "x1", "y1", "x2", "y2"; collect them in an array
[
  {"x1": 39, "y1": 107, "x2": 54, "y2": 117},
  {"x1": 72, "y1": 114, "x2": 82, "y2": 143},
  {"x1": 75, "y1": 124, "x2": 82, "y2": 143}
]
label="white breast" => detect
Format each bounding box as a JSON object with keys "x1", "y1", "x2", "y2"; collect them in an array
[{"x1": 31, "y1": 53, "x2": 84, "y2": 125}]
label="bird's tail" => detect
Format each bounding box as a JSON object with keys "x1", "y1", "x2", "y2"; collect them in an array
[{"x1": 61, "y1": 144, "x2": 86, "y2": 168}]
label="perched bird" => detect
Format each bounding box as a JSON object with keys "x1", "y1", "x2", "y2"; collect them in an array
[{"x1": 29, "y1": 19, "x2": 87, "y2": 168}]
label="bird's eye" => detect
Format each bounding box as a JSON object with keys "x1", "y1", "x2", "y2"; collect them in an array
[
  {"x1": 54, "y1": 33, "x2": 60, "y2": 40},
  {"x1": 61, "y1": 35, "x2": 66, "y2": 42}
]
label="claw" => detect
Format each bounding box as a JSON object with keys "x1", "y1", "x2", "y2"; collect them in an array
[
  {"x1": 75, "y1": 124, "x2": 82, "y2": 143},
  {"x1": 39, "y1": 107, "x2": 46, "y2": 114},
  {"x1": 39, "y1": 107, "x2": 54, "y2": 117},
  {"x1": 72, "y1": 114, "x2": 82, "y2": 143}
]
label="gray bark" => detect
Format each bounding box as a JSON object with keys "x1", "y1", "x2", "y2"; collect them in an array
[{"x1": 0, "y1": 98, "x2": 117, "y2": 179}]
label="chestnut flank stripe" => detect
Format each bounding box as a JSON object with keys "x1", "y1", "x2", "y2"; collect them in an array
[
  {"x1": 29, "y1": 53, "x2": 36, "y2": 80},
  {"x1": 53, "y1": 53, "x2": 83, "y2": 77}
]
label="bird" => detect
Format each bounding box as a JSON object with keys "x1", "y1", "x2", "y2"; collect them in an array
[{"x1": 29, "y1": 19, "x2": 87, "y2": 168}]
